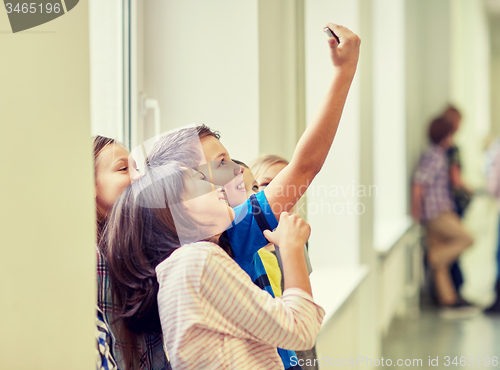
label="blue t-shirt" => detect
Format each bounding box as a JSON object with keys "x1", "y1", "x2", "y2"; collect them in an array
[{"x1": 224, "y1": 191, "x2": 302, "y2": 370}]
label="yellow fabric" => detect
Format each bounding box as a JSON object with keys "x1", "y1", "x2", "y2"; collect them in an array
[{"x1": 258, "y1": 248, "x2": 282, "y2": 298}]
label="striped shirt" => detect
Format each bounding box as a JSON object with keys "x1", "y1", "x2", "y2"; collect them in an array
[
  {"x1": 156, "y1": 242, "x2": 325, "y2": 370},
  {"x1": 413, "y1": 144, "x2": 454, "y2": 221}
]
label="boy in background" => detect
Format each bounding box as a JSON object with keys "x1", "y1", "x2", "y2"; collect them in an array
[{"x1": 412, "y1": 117, "x2": 474, "y2": 316}]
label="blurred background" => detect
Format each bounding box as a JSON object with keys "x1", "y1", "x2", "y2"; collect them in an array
[{"x1": 2, "y1": 0, "x2": 500, "y2": 369}]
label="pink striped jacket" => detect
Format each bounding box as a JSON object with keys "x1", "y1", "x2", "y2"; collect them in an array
[{"x1": 156, "y1": 242, "x2": 324, "y2": 370}]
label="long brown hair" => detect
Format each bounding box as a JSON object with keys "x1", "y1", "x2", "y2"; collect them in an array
[
  {"x1": 100, "y1": 164, "x2": 188, "y2": 369},
  {"x1": 146, "y1": 124, "x2": 219, "y2": 167},
  {"x1": 103, "y1": 165, "x2": 191, "y2": 324},
  {"x1": 101, "y1": 126, "x2": 227, "y2": 369},
  {"x1": 429, "y1": 117, "x2": 455, "y2": 144},
  {"x1": 93, "y1": 135, "x2": 116, "y2": 241}
]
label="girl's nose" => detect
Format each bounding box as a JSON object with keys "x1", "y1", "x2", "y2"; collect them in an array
[
  {"x1": 235, "y1": 164, "x2": 243, "y2": 176},
  {"x1": 130, "y1": 167, "x2": 143, "y2": 183}
]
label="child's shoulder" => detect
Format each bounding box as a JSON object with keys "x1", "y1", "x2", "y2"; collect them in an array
[
  {"x1": 173, "y1": 241, "x2": 221, "y2": 259},
  {"x1": 156, "y1": 241, "x2": 222, "y2": 274},
  {"x1": 182, "y1": 241, "x2": 223, "y2": 253},
  {"x1": 231, "y1": 191, "x2": 275, "y2": 231}
]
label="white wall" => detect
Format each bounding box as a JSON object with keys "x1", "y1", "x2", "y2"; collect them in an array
[
  {"x1": 258, "y1": 0, "x2": 306, "y2": 160},
  {"x1": 450, "y1": 0, "x2": 491, "y2": 189},
  {"x1": 491, "y1": 17, "x2": 500, "y2": 137},
  {"x1": 0, "y1": 1, "x2": 95, "y2": 368},
  {"x1": 141, "y1": 0, "x2": 260, "y2": 163},
  {"x1": 305, "y1": 0, "x2": 361, "y2": 268},
  {"x1": 89, "y1": 0, "x2": 124, "y2": 142},
  {"x1": 404, "y1": 0, "x2": 490, "y2": 193},
  {"x1": 372, "y1": 0, "x2": 408, "y2": 249},
  {"x1": 405, "y1": 0, "x2": 452, "y2": 179},
  {"x1": 449, "y1": 0, "x2": 493, "y2": 304}
]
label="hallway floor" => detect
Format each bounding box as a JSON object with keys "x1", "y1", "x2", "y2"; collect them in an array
[
  {"x1": 381, "y1": 309, "x2": 500, "y2": 369},
  {"x1": 381, "y1": 194, "x2": 500, "y2": 369}
]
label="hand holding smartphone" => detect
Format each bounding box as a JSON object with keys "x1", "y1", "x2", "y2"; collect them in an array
[{"x1": 324, "y1": 27, "x2": 340, "y2": 44}]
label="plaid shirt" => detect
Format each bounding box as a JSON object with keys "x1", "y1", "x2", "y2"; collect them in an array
[
  {"x1": 413, "y1": 144, "x2": 454, "y2": 221},
  {"x1": 97, "y1": 248, "x2": 170, "y2": 370}
]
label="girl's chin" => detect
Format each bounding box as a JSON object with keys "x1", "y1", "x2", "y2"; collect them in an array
[
  {"x1": 227, "y1": 193, "x2": 247, "y2": 208},
  {"x1": 205, "y1": 222, "x2": 232, "y2": 239},
  {"x1": 209, "y1": 206, "x2": 234, "y2": 231}
]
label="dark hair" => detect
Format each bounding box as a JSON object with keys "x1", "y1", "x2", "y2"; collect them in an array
[
  {"x1": 146, "y1": 125, "x2": 219, "y2": 169},
  {"x1": 429, "y1": 117, "x2": 455, "y2": 144},
  {"x1": 94, "y1": 136, "x2": 116, "y2": 165},
  {"x1": 103, "y1": 165, "x2": 191, "y2": 326},
  {"x1": 197, "y1": 123, "x2": 220, "y2": 140},
  {"x1": 93, "y1": 135, "x2": 117, "y2": 241},
  {"x1": 101, "y1": 127, "x2": 229, "y2": 369},
  {"x1": 442, "y1": 104, "x2": 462, "y2": 129},
  {"x1": 147, "y1": 126, "x2": 232, "y2": 255},
  {"x1": 443, "y1": 104, "x2": 461, "y2": 117},
  {"x1": 232, "y1": 159, "x2": 248, "y2": 169},
  {"x1": 100, "y1": 164, "x2": 188, "y2": 369}
]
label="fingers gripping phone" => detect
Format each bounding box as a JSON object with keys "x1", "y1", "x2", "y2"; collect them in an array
[{"x1": 324, "y1": 27, "x2": 340, "y2": 44}]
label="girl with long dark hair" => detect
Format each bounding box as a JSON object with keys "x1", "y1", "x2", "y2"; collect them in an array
[
  {"x1": 101, "y1": 130, "x2": 324, "y2": 370},
  {"x1": 93, "y1": 136, "x2": 169, "y2": 370}
]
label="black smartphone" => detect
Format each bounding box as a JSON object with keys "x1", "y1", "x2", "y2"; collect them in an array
[{"x1": 324, "y1": 27, "x2": 340, "y2": 44}]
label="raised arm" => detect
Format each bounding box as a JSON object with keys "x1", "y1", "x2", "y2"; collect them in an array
[{"x1": 264, "y1": 24, "x2": 360, "y2": 219}]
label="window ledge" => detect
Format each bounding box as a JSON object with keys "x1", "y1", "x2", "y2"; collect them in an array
[
  {"x1": 374, "y1": 216, "x2": 414, "y2": 255},
  {"x1": 310, "y1": 265, "x2": 369, "y2": 323}
]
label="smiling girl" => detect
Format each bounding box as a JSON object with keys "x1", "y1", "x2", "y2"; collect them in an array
[
  {"x1": 102, "y1": 131, "x2": 324, "y2": 370},
  {"x1": 93, "y1": 136, "x2": 169, "y2": 370},
  {"x1": 94, "y1": 136, "x2": 141, "y2": 239}
]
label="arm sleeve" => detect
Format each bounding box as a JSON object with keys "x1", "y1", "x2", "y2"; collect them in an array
[
  {"x1": 227, "y1": 190, "x2": 278, "y2": 261},
  {"x1": 200, "y1": 247, "x2": 324, "y2": 351}
]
